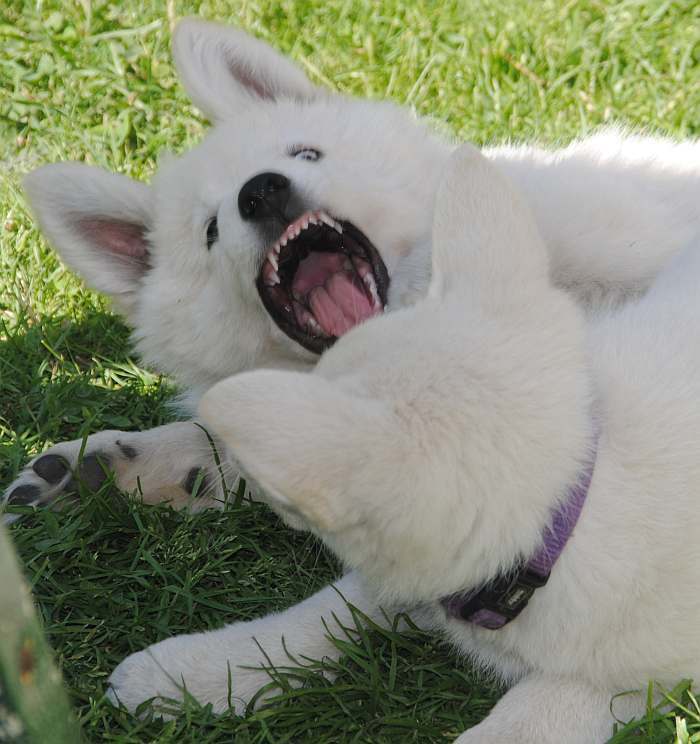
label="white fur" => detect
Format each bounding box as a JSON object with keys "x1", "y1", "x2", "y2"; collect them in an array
[
  {"x1": 22, "y1": 166, "x2": 152, "y2": 317},
  {"x1": 7, "y1": 18, "x2": 700, "y2": 740},
  {"x1": 193, "y1": 146, "x2": 700, "y2": 740},
  {"x1": 16, "y1": 21, "x2": 700, "y2": 404},
  {"x1": 6, "y1": 20, "x2": 700, "y2": 518},
  {"x1": 171, "y1": 18, "x2": 319, "y2": 121}
]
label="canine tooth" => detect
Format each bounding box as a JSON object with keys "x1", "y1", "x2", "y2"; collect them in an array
[
  {"x1": 363, "y1": 273, "x2": 381, "y2": 308},
  {"x1": 308, "y1": 316, "x2": 322, "y2": 333},
  {"x1": 268, "y1": 253, "x2": 279, "y2": 271},
  {"x1": 301, "y1": 218, "x2": 310, "y2": 230},
  {"x1": 280, "y1": 236, "x2": 288, "y2": 247},
  {"x1": 268, "y1": 270, "x2": 280, "y2": 285},
  {"x1": 319, "y1": 213, "x2": 335, "y2": 228}
]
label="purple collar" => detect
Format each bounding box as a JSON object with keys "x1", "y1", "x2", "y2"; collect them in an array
[{"x1": 442, "y1": 444, "x2": 597, "y2": 630}]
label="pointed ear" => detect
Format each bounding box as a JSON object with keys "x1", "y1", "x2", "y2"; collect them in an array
[
  {"x1": 23, "y1": 163, "x2": 152, "y2": 318},
  {"x1": 172, "y1": 18, "x2": 319, "y2": 122},
  {"x1": 430, "y1": 145, "x2": 549, "y2": 306},
  {"x1": 198, "y1": 371, "x2": 391, "y2": 532}
]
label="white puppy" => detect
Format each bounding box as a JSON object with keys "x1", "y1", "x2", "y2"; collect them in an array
[
  {"x1": 4, "y1": 19, "x2": 700, "y2": 521},
  {"x1": 108, "y1": 146, "x2": 700, "y2": 742}
]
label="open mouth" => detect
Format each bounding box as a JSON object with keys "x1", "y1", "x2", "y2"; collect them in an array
[{"x1": 256, "y1": 210, "x2": 390, "y2": 354}]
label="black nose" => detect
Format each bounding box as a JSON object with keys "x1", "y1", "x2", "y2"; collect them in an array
[{"x1": 238, "y1": 172, "x2": 290, "y2": 221}]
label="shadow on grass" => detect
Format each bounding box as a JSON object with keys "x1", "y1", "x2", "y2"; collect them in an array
[{"x1": 0, "y1": 309, "x2": 176, "y2": 487}]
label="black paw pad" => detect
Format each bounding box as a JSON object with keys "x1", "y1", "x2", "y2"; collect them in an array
[
  {"x1": 32, "y1": 454, "x2": 70, "y2": 484},
  {"x1": 7, "y1": 484, "x2": 40, "y2": 505},
  {"x1": 66, "y1": 452, "x2": 112, "y2": 493},
  {"x1": 183, "y1": 467, "x2": 209, "y2": 497}
]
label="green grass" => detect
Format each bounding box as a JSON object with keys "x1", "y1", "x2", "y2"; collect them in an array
[{"x1": 1, "y1": 0, "x2": 699, "y2": 741}]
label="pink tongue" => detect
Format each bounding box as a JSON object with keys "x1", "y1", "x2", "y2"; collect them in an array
[
  {"x1": 292, "y1": 252, "x2": 378, "y2": 337},
  {"x1": 309, "y1": 287, "x2": 354, "y2": 336},
  {"x1": 293, "y1": 252, "x2": 348, "y2": 296},
  {"x1": 309, "y1": 273, "x2": 375, "y2": 337}
]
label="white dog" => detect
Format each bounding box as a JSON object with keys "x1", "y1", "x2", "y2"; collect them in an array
[
  {"x1": 5, "y1": 18, "x2": 700, "y2": 741},
  {"x1": 109, "y1": 144, "x2": 700, "y2": 742},
  {"x1": 4, "y1": 19, "x2": 700, "y2": 519}
]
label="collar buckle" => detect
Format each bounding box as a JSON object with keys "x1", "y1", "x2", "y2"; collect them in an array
[{"x1": 455, "y1": 566, "x2": 549, "y2": 629}]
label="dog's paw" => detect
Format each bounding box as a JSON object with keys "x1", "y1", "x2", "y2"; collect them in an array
[
  {"x1": 106, "y1": 627, "x2": 281, "y2": 717},
  {"x1": 2, "y1": 440, "x2": 112, "y2": 524},
  {"x1": 106, "y1": 641, "x2": 203, "y2": 718},
  {"x1": 2, "y1": 423, "x2": 229, "y2": 524}
]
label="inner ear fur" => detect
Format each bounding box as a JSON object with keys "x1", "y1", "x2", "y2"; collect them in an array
[{"x1": 23, "y1": 162, "x2": 152, "y2": 318}]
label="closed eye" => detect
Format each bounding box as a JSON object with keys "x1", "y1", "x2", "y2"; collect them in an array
[
  {"x1": 288, "y1": 145, "x2": 322, "y2": 162},
  {"x1": 206, "y1": 216, "x2": 219, "y2": 249}
]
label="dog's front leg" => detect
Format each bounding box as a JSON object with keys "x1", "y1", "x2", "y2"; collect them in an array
[
  {"x1": 107, "y1": 571, "x2": 386, "y2": 715},
  {"x1": 2, "y1": 421, "x2": 233, "y2": 522},
  {"x1": 454, "y1": 674, "x2": 640, "y2": 744}
]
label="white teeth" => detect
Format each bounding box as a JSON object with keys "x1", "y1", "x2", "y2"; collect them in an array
[
  {"x1": 266, "y1": 211, "x2": 343, "y2": 267},
  {"x1": 266, "y1": 269, "x2": 280, "y2": 286},
  {"x1": 265, "y1": 269, "x2": 280, "y2": 287},
  {"x1": 363, "y1": 273, "x2": 381, "y2": 309},
  {"x1": 317, "y1": 212, "x2": 343, "y2": 233},
  {"x1": 308, "y1": 316, "x2": 322, "y2": 333}
]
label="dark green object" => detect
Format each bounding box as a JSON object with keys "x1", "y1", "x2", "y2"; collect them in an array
[{"x1": 0, "y1": 524, "x2": 81, "y2": 743}]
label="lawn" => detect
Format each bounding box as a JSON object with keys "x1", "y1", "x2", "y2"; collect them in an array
[{"x1": 1, "y1": 0, "x2": 700, "y2": 741}]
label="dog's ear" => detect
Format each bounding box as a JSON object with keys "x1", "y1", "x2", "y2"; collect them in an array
[
  {"x1": 172, "y1": 18, "x2": 318, "y2": 121},
  {"x1": 23, "y1": 163, "x2": 152, "y2": 318},
  {"x1": 199, "y1": 370, "x2": 392, "y2": 532},
  {"x1": 430, "y1": 145, "x2": 549, "y2": 307}
]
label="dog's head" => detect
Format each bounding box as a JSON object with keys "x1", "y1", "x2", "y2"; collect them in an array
[
  {"x1": 199, "y1": 147, "x2": 592, "y2": 605},
  {"x1": 24, "y1": 19, "x2": 451, "y2": 402}
]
